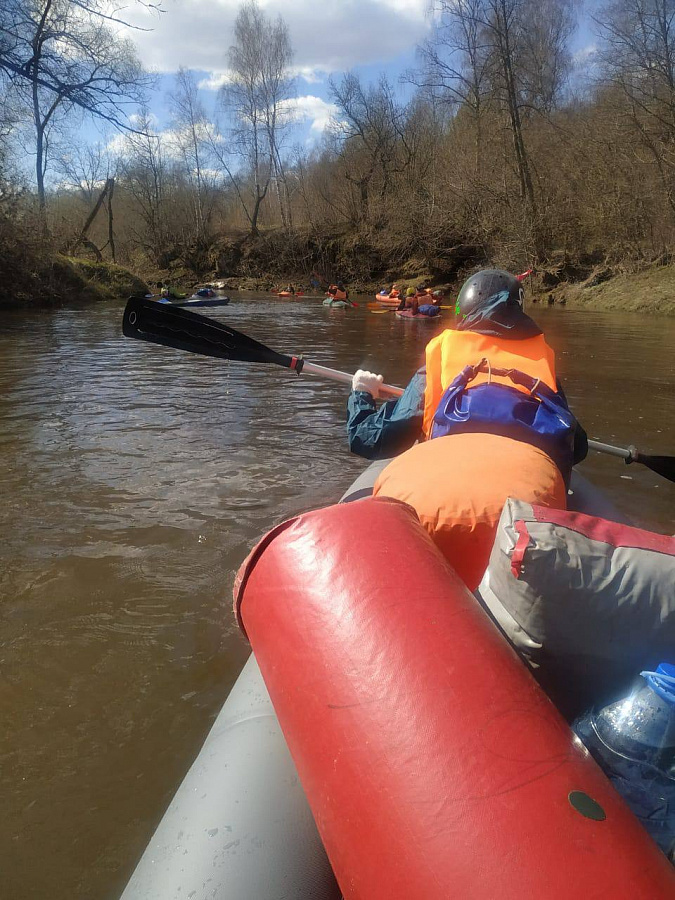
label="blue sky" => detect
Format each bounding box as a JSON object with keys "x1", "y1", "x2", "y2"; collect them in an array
[
  {"x1": 120, "y1": 0, "x2": 433, "y2": 138},
  {"x1": 97, "y1": 1, "x2": 598, "y2": 152}
]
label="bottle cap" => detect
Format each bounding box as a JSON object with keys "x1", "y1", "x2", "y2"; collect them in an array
[{"x1": 640, "y1": 663, "x2": 675, "y2": 705}]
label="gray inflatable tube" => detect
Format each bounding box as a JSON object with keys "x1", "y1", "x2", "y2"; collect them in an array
[{"x1": 120, "y1": 464, "x2": 628, "y2": 900}]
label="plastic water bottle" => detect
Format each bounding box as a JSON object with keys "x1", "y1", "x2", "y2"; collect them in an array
[{"x1": 573, "y1": 663, "x2": 675, "y2": 861}]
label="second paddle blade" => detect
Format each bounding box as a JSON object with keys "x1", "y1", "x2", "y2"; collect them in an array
[
  {"x1": 123, "y1": 296, "x2": 293, "y2": 367},
  {"x1": 637, "y1": 452, "x2": 675, "y2": 483}
]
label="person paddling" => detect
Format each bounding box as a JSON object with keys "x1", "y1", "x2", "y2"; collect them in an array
[
  {"x1": 347, "y1": 268, "x2": 588, "y2": 589},
  {"x1": 397, "y1": 287, "x2": 419, "y2": 314},
  {"x1": 327, "y1": 281, "x2": 350, "y2": 304}
]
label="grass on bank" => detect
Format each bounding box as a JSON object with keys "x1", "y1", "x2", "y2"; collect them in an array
[
  {"x1": 48, "y1": 256, "x2": 148, "y2": 305},
  {"x1": 551, "y1": 265, "x2": 675, "y2": 316},
  {"x1": 0, "y1": 254, "x2": 148, "y2": 309}
]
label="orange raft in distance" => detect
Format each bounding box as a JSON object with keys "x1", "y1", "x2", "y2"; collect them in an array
[{"x1": 374, "y1": 290, "x2": 401, "y2": 308}]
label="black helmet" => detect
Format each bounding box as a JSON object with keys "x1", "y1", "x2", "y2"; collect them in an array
[{"x1": 456, "y1": 269, "x2": 524, "y2": 318}]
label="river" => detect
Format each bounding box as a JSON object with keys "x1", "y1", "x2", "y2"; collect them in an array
[{"x1": 1, "y1": 294, "x2": 674, "y2": 899}]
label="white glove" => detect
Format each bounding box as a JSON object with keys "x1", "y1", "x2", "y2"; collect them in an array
[{"x1": 352, "y1": 369, "x2": 384, "y2": 398}]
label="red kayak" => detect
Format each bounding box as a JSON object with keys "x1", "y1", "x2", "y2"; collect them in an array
[{"x1": 235, "y1": 498, "x2": 675, "y2": 900}]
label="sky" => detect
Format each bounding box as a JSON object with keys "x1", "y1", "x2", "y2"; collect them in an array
[
  {"x1": 62, "y1": 0, "x2": 599, "y2": 169},
  {"x1": 117, "y1": 0, "x2": 432, "y2": 141},
  {"x1": 108, "y1": 0, "x2": 597, "y2": 146}
]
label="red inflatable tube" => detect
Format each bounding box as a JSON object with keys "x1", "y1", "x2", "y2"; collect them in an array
[{"x1": 234, "y1": 497, "x2": 675, "y2": 900}]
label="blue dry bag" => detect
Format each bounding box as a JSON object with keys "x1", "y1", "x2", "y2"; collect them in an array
[{"x1": 430, "y1": 358, "x2": 576, "y2": 476}]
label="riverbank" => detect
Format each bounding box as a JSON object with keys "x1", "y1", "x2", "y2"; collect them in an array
[
  {"x1": 0, "y1": 255, "x2": 148, "y2": 309},
  {"x1": 150, "y1": 230, "x2": 675, "y2": 316},
  {"x1": 541, "y1": 265, "x2": 675, "y2": 316},
  {"x1": 3, "y1": 230, "x2": 675, "y2": 316},
  {"x1": 192, "y1": 261, "x2": 675, "y2": 317}
]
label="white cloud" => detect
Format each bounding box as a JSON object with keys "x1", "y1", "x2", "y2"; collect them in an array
[
  {"x1": 129, "y1": 111, "x2": 159, "y2": 128},
  {"x1": 123, "y1": 0, "x2": 430, "y2": 76},
  {"x1": 573, "y1": 44, "x2": 597, "y2": 64},
  {"x1": 293, "y1": 65, "x2": 330, "y2": 85},
  {"x1": 282, "y1": 95, "x2": 339, "y2": 131},
  {"x1": 197, "y1": 70, "x2": 234, "y2": 91},
  {"x1": 56, "y1": 177, "x2": 107, "y2": 193},
  {"x1": 105, "y1": 120, "x2": 220, "y2": 160},
  {"x1": 372, "y1": 0, "x2": 426, "y2": 13},
  {"x1": 105, "y1": 132, "x2": 130, "y2": 156},
  {"x1": 197, "y1": 64, "x2": 328, "y2": 94}
]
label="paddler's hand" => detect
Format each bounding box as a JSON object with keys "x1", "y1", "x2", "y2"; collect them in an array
[{"x1": 352, "y1": 369, "x2": 384, "y2": 399}]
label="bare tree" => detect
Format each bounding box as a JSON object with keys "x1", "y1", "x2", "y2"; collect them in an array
[
  {"x1": 170, "y1": 67, "x2": 212, "y2": 243},
  {"x1": 119, "y1": 109, "x2": 169, "y2": 264},
  {"x1": 594, "y1": 0, "x2": 675, "y2": 219},
  {"x1": 52, "y1": 137, "x2": 119, "y2": 258},
  {"x1": 57, "y1": 140, "x2": 114, "y2": 202},
  {"x1": 420, "y1": 0, "x2": 575, "y2": 224},
  {"x1": 418, "y1": 0, "x2": 492, "y2": 178},
  {"x1": 329, "y1": 74, "x2": 407, "y2": 224},
  {"x1": 219, "y1": 0, "x2": 294, "y2": 234},
  {"x1": 0, "y1": 0, "x2": 154, "y2": 214},
  {"x1": 518, "y1": 0, "x2": 577, "y2": 112}
]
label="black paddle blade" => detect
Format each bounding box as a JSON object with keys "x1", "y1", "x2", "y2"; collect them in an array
[
  {"x1": 123, "y1": 296, "x2": 293, "y2": 368},
  {"x1": 637, "y1": 452, "x2": 675, "y2": 483}
]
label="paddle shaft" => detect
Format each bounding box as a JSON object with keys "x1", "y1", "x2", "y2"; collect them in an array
[
  {"x1": 587, "y1": 439, "x2": 634, "y2": 461},
  {"x1": 296, "y1": 363, "x2": 668, "y2": 473},
  {"x1": 300, "y1": 361, "x2": 403, "y2": 398},
  {"x1": 583, "y1": 440, "x2": 673, "y2": 480},
  {"x1": 307, "y1": 366, "x2": 643, "y2": 447}
]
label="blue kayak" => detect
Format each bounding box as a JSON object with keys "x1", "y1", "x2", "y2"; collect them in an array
[{"x1": 174, "y1": 296, "x2": 230, "y2": 308}]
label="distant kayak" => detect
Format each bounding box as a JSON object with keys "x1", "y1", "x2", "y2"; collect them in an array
[
  {"x1": 395, "y1": 308, "x2": 439, "y2": 321},
  {"x1": 175, "y1": 296, "x2": 230, "y2": 308},
  {"x1": 323, "y1": 298, "x2": 353, "y2": 309}
]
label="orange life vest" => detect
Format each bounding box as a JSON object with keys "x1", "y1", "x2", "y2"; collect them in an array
[{"x1": 422, "y1": 330, "x2": 558, "y2": 437}]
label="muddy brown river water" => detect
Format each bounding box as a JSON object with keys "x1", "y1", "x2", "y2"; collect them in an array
[{"x1": 1, "y1": 294, "x2": 674, "y2": 898}]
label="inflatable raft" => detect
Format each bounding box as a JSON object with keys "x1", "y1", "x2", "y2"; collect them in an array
[
  {"x1": 375, "y1": 292, "x2": 401, "y2": 308},
  {"x1": 395, "y1": 308, "x2": 440, "y2": 320},
  {"x1": 120, "y1": 463, "x2": 675, "y2": 900}
]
